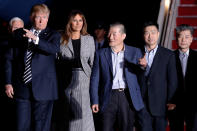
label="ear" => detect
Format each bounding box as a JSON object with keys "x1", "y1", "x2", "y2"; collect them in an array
[
  {"x1": 122, "y1": 33, "x2": 126, "y2": 40},
  {"x1": 157, "y1": 31, "x2": 160, "y2": 37},
  {"x1": 190, "y1": 36, "x2": 193, "y2": 42}
]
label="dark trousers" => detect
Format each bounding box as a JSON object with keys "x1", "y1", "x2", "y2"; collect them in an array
[
  {"x1": 93, "y1": 112, "x2": 102, "y2": 131},
  {"x1": 137, "y1": 107, "x2": 167, "y2": 131},
  {"x1": 100, "y1": 89, "x2": 135, "y2": 131},
  {"x1": 15, "y1": 83, "x2": 54, "y2": 131},
  {"x1": 168, "y1": 108, "x2": 197, "y2": 131},
  {"x1": 15, "y1": 98, "x2": 53, "y2": 131}
]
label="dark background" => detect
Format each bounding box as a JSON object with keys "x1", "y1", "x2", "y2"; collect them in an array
[
  {"x1": 0, "y1": 0, "x2": 161, "y2": 47},
  {"x1": 49, "y1": 0, "x2": 161, "y2": 47}
]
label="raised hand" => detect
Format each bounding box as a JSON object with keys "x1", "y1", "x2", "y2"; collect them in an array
[
  {"x1": 23, "y1": 29, "x2": 37, "y2": 41},
  {"x1": 139, "y1": 53, "x2": 147, "y2": 68}
]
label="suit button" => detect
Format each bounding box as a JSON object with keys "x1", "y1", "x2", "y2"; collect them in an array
[{"x1": 147, "y1": 81, "x2": 151, "y2": 85}]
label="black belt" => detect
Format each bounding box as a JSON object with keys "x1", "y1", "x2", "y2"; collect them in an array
[{"x1": 112, "y1": 88, "x2": 126, "y2": 92}]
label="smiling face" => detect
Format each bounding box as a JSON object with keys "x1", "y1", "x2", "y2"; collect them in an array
[
  {"x1": 144, "y1": 25, "x2": 160, "y2": 47},
  {"x1": 177, "y1": 30, "x2": 193, "y2": 52},
  {"x1": 71, "y1": 14, "x2": 83, "y2": 32},
  {"x1": 108, "y1": 25, "x2": 126, "y2": 48},
  {"x1": 31, "y1": 11, "x2": 49, "y2": 30}
]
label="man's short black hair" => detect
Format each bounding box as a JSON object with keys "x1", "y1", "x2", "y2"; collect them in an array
[
  {"x1": 143, "y1": 21, "x2": 159, "y2": 32},
  {"x1": 176, "y1": 24, "x2": 194, "y2": 39}
]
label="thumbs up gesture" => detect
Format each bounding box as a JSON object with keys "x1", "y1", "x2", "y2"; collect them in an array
[{"x1": 139, "y1": 53, "x2": 147, "y2": 68}]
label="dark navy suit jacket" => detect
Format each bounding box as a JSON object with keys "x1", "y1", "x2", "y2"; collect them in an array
[
  {"x1": 90, "y1": 44, "x2": 144, "y2": 112},
  {"x1": 5, "y1": 27, "x2": 60, "y2": 100},
  {"x1": 174, "y1": 49, "x2": 197, "y2": 112},
  {"x1": 140, "y1": 45, "x2": 178, "y2": 116}
]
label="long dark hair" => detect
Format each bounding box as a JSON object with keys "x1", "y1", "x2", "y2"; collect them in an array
[{"x1": 61, "y1": 10, "x2": 88, "y2": 45}]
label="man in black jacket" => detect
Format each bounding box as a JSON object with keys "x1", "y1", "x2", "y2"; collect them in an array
[
  {"x1": 138, "y1": 21, "x2": 178, "y2": 131},
  {"x1": 168, "y1": 24, "x2": 197, "y2": 131}
]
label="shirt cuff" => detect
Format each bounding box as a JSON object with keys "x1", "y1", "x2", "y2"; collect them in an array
[{"x1": 34, "y1": 37, "x2": 39, "y2": 45}]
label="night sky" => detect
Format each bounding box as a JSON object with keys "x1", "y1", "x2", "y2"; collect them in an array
[
  {"x1": 49, "y1": 0, "x2": 161, "y2": 47},
  {"x1": 0, "y1": 0, "x2": 161, "y2": 47}
]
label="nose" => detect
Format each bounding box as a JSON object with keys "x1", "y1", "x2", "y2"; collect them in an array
[
  {"x1": 108, "y1": 33, "x2": 113, "y2": 38},
  {"x1": 39, "y1": 18, "x2": 42, "y2": 23},
  {"x1": 76, "y1": 21, "x2": 80, "y2": 25},
  {"x1": 180, "y1": 36, "x2": 186, "y2": 42},
  {"x1": 148, "y1": 33, "x2": 151, "y2": 38}
]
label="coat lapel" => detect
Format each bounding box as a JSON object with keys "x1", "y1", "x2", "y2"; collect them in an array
[
  {"x1": 124, "y1": 45, "x2": 136, "y2": 64},
  {"x1": 124, "y1": 45, "x2": 129, "y2": 62},
  {"x1": 147, "y1": 46, "x2": 160, "y2": 77},
  {"x1": 175, "y1": 50, "x2": 184, "y2": 78},
  {"x1": 185, "y1": 49, "x2": 193, "y2": 77},
  {"x1": 104, "y1": 48, "x2": 113, "y2": 73},
  {"x1": 38, "y1": 27, "x2": 49, "y2": 39},
  {"x1": 80, "y1": 35, "x2": 92, "y2": 77},
  {"x1": 80, "y1": 35, "x2": 86, "y2": 57},
  {"x1": 67, "y1": 38, "x2": 74, "y2": 55}
]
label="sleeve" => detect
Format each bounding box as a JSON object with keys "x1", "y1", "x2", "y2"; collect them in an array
[
  {"x1": 167, "y1": 52, "x2": 178, "y2": 103},
  {"x1": 37, "y1": 32, "x2": 61, "y2": 55},
  {"x1": 137, "y1": 47, "x2": 143, "y2": 60},
  {"x1": 4, "y1": 48, "x2": 13, "y2": 84},
  {"x1": 88, "y1": 36, "x2": 95, "y2": 68},
  {"x1": 90, "y1": 50, "x2": 100, "y2": 105}
]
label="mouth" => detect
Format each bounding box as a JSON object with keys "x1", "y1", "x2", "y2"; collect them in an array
[
  {"x1": 109, "y1": 41, "x2": 114, "y2": 43},
  {"x1": 148, "y1": 40, "x2": 155, "y2": 43},
  {"x1": 180, "y1": 42, "x2": 187, "y2": 45}
]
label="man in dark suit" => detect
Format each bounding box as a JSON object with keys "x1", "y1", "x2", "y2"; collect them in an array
[
  {"x1": 1, "y1": 17, "x2": 24, "y2": 131},
  {"x1": 90, "y1": 22, "x2": 144, "y2": 131},
  {"x1": 94, "y1": 21, "x2": 108, "y2": 50},
  {"x1": 138, "y1": 21, "x2": 178, "y2": 131},
  {"x1": 4, "y1": 4, "x2": 60, "y2": 131},
  {"x1": 168, "y1": 24, "x2": 197, "y2": 131}
]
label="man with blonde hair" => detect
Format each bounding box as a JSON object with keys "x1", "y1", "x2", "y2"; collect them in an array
[{"x1": 5, "y1": 4, "x2": 60, "y2": 131}]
